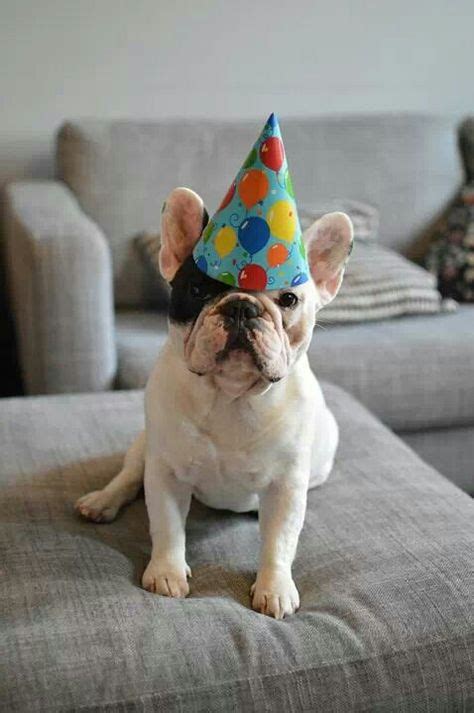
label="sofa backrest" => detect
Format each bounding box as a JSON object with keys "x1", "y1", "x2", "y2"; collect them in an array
[{"x1": 57, "y1": 115, "x2": 463, "y2": 308}]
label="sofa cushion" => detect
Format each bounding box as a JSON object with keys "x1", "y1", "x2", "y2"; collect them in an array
[
  {"x1": 301, "y1": 204, "x2": 456, "y2": 322},
  {"x1": 116, "y1": 310, "x2": 169, "y2": 390},
  {"x1": 57, "y1": 115, "x2": 462, "y2": 307},
  {"x1": 315, "y1": 241, "x2": 455, "y2": 323},
  {"x1": 115, "y1": 305, "x2": 474, "y2": 432},
  {"x1": 310, "y1": 304, "x2": 474, "y2": 431},
  {"x1": 400, "y1": 425, "x2": 474, "y2": 494},
  {"x1": 1, "y1": 386, "x2": 473, "y2": 711}
]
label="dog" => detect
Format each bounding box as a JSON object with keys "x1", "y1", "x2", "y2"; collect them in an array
[{"x1": 76, "y1": 187, "x2": 353, "y2": 619}]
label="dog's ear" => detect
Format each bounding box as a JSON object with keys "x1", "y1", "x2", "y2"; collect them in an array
[
  {"x1": 159, "y1": 187, "x2": 209, "y2": 281},
  {"x1": 303, "y1": 212, "x2": 353, "y2": 306}
]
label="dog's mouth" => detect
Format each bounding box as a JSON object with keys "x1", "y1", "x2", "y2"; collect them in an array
[{"x1": 218, "y1": 322, "x2": 257, "y2": 358}]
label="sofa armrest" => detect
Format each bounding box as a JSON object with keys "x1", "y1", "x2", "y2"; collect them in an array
[{"x1": 3, "y1": 180, "x2": 117, "y2": 394}]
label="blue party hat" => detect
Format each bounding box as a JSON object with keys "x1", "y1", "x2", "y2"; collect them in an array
[{"x1": 192, "y1": 113, "x2": 309, "y2": 291}]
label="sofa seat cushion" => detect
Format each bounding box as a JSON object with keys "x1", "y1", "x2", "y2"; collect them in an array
[
  {"x1": 115, "y1": 305, "x2": 474, "y2": 432},
  {"x1": 399, "y1": 425, "x2": 474, "y2": 494},
  {"x1": 1, "y1": 386, "x2": 473, "y2": 711},
  {"x1": 116, "y1": 310, "x2": 169, "y2": 390},
  {"x1": 310, "y1": 304, "x2": 474, "y2": 431}
]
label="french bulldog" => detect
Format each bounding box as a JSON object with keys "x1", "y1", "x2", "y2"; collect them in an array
[{"x1": 76, "y1": 187, "x2": 353, "y2": 619}]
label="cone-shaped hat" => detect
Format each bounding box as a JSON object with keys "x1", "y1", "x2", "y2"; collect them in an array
[{"x1": 192, "y1": 113, "x2": 309, "y2": 291}]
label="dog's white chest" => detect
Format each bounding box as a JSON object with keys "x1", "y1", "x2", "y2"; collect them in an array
[
  {"x1": 145, "y1": 349, "x2": 335, "y2": 512},
  {"x1": 158, "y1": 401, "x2": 277, "y2": 510},
  {"x1": 183, "y1": 415, "x2": 267, "y2": 467}
]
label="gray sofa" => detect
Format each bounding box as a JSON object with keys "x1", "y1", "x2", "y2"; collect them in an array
[
  {"x1": 1, "y1": 385, "x2": 473, "y2": 711},
  {"x1": 4, "y1": 115, "x2": 474, "y2": 493}
]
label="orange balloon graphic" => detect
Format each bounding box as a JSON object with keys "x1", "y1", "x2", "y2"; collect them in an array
[
  {"x1": 238, "y1": 169, "x2": 269, "y2": 209},
  {"x1": 267, "y1": 243, "x2": 289, "y2": 268}
]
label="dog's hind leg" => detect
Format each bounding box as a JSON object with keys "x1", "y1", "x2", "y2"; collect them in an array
[{"x1": 75, "y1": 431, "x2": 145, "y2": 523}]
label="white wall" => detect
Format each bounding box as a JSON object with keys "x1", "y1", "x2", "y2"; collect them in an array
[{"x1": 1, "y1": 0, "x2": 473, "y2": 184}]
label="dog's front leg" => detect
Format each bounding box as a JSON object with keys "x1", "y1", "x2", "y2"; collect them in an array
[
  {"x1": 142, "y1": 458, "x2": 192, "y2": 598},
  {"x1": 251, "y1": 474, "x2": 308, "y2": 619}
]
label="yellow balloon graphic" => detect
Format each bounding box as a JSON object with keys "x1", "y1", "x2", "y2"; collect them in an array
[
  {"x1": 214, "y1": 226, "x2": 237, "y2": 258},
  {"x1": 266, "y1": 200, "x2": 297, "y2": 242}
]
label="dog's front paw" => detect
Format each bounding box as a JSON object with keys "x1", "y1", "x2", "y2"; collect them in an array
[
  {"x1": 75, "y1": 490, "x2": 120, "y2": 523},
  {"x1": 250, "y1": 569, "x2": 300, "y2": 619},
  {"x1": 142, "y1": 559, "x2": 191, "y2": 598}
]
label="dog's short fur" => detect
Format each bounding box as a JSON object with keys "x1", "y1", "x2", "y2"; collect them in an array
[{"x1": 76, "y1": 187, "x2": 353, "y2": 619}]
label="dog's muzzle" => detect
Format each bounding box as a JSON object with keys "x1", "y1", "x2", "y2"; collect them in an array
[
  {"x1": 219, "y1": 298, "x2": 262, "y2": 327},
  {"x1": 218, "y1": 297, "x2": 263, "y2": 353},
  {"x1": 219, "y1": 297, "x2": 262, "y2": 342}
]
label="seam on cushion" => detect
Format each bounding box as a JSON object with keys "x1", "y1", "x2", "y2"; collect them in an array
[
  {"x1": 67, "y1": 631, "x2": 474, "y2": 712},
  {"x1": 397, "y1": 421, "x2": 474, "y2": 436}
]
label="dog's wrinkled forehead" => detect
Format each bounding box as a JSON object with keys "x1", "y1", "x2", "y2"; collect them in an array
[{"x1": 169, "y1": 255, "x2": 233, "y2": 323}]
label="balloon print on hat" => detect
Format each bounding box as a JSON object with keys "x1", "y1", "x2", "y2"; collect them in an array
[
  {"x1": 214, "y1": 226, "x2": 236, "y2": 257},
  {"x1": 202, "y1": 220, "x2": 215, "y2": 243},
  {"x1": 238, "y1": 217, "x2": 270, "y2": 254},
  {"x1": 238, "y1": 169, "x2": 269, "y2": 209},
  {"x1": 195, "y1": 255, "x2": 208, "y2": 273},
  {"x1": 259, "y1": 136, "x2": 285, "y2": 172},
  {"x1": 298, "y1": 238, "x2": 307, "y2": 259},
  {"x1": 218, "y1": 271, "x2": 236, "y2": 286},
  {"x1": 284, "y1": 169, "x2": 295, "y2": 198},
  {"x1": 267, "y1": 243, "x2": 289, "y2": 268},
  {"x1": 267, "y1": 200, "x2": 297, "y2": 242},
  {"x1": 218, "y1": 182, "x2": 236, "y2": 212},
  {"x1": 291, "y1": 272, "x2": 309, "y2": 287},
  {"x1": 238, "y1": 264, "x2": 268, "y2": 290},
  {"x1": 242, "y1": 147, "x2": 257, "y2": 169}
]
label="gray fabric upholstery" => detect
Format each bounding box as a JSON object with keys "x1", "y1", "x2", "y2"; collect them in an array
[
  {"x1": 114, "y1": 306, "x2": 474, "y2": 432},
  {"x1": 115, "y1": 310, "x2": 168, "y2": 390},
  {"x1": 400, "y1": 425, "x2": 474, "y2": 494},
  {"x1": 3, "y1": 181, "x2": 117, "y2": 394},
  {"x1": 1, "y1": 386, "x2": 473, "y2": 711},
  {"x1": 57, "y1": 115, "x2": 462, "y2": 307},
  {"x1": 310, "y1": 305, "x2": 474, "y2": 431}
]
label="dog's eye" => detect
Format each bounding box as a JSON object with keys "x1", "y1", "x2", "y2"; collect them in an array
[
  {"x1": 190, "y1": 283, "x2": 212, "y2": 301},
  {"x1": 278, "y1": 291, "x2": 298, "y2": 308}
]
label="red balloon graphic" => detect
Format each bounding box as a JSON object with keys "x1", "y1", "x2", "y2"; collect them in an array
[
  {"x1": 267, "y1": 243, "x2": 289, "y2": 268},
  {"x1": 238, "y1": 264, "x2": 268, "y2": 291},
  {"x1": 238, "y1": 169, "x2": 269, "y2": 209},
  {"x1": 259, "y1": 136, "x2": 285, "y2": 172},
  {"x1": 218, "y1": 181, "x2": 236, "y2": 211}
]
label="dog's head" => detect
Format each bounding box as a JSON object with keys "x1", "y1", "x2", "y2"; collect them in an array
[{"x1": 159, "y1": 187, "x2": 353, "y2": 396}]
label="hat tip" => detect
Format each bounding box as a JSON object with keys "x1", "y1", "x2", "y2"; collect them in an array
[{"x1": 266, "y1": 112, "x2": 279, "y2": 128}]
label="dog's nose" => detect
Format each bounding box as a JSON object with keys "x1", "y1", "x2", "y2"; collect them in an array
[{"x1": 221, "y1": 299, "x2": 261, "y2": 323}]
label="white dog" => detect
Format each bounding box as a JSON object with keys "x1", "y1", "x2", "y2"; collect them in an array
[{"x1": 76, "y1": 187, "x2": 353, "y2": 619}]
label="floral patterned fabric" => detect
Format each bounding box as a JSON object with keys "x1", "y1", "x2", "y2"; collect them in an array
[{"x1": 425, "y1": 183, "x2": 474, "y2": 302}]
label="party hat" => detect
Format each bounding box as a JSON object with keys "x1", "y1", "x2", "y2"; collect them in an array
[{"x1": 193, "y1": 113, "x2": 309, "y2": 291}]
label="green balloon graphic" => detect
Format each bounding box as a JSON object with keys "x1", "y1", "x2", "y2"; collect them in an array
[
  {"x1": 298, "y1": 238, "x2": 306, "y2": 259},
  {"x1": 202, "y1": 220, "x2": 215, "y2": 243},
  {"x1": 243, "y1": 147, "x2": 257, "y2": 169},
  {"x1": 285, "y1": 170, "x2": 295, "y2": 198},
  {"x1": 218, "y1": 271, "x2": 236, "y2": 286}
]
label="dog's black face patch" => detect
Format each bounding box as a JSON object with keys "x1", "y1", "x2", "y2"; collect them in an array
[{"x1": 169, "y1": 255, "x2": 232, "y2": 324}]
